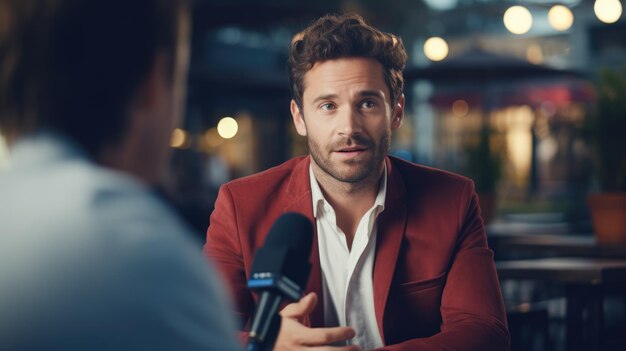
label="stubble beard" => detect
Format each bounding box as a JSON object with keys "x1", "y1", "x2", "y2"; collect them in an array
[{"x1": 308, "y1": 132, "x2": 390, "y2": 184}]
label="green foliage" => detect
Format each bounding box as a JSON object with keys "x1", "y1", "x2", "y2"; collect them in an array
[
  {"x1": 582, "y1": 68, "x2": 626, "y2": 192},
  {"x1": 464, "y1": 125, "x2": 503, "y2": 193}
]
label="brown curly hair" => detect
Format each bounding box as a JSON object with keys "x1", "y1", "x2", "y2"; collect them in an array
[{"x1": 288, "y1": 13, "x2": 408, "y2": 110}]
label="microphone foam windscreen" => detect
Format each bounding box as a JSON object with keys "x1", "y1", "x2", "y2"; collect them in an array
[
  {"x1": 251, "y1": 213, "x2": 313, "y2": 288},
  {"x1": 264, "y1": 212, "x2": 313, "y2": 255}
]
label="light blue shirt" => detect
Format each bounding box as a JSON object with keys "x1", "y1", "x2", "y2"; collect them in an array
[{"x1": 0, "y1": 132, "x2": 242, "y2": 350}]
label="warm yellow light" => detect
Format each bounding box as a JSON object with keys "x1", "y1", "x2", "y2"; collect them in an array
[
  {"x1": 423, "y1": 37, "x2": 449, "y2": 62},
  {"x1": 503, "y1": 6, "x2": 533, "y2": 35},
  {"x1": 217, "y1": 117, "x2": 238, "y2": 139},
  {"x1": 594, "y1": 0, "x2": 622, "y2": 24},
  {"x1": 505, "y1": 106, "x2": 534, "y2": 184},
  {"x1": 170, "y1": 128, "x2": 188, "y2": 148},
  {"x1": 452, "y1": 99, "x2": 469, "y2": 117},
  {"x1": 548, "y1": 5, "x2": 574, "y2": 31},
  {"x1": 526, "y1": 44, "x2": 544, "y2": 64},
  {"x1": 202, "y1": 128, "x2": 223, "y2": 150}
]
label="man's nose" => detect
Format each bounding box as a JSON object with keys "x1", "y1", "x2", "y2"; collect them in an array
[{"x1": 337, "y1": 106, "x2": 362, "y2": 137}]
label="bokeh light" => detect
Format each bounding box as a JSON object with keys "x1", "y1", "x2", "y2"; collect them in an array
[
  {"x1": 200, "y1": 128, "x2": 223, "y2": 152},
  {"x1": 170, "y1": 128, "x2": 188, "y2": 149},
  {"x1": 526, "y1": 44, "x2": 544, "y2": 64},
  {"x1": 548, "y1": 5, "x2": 574, "y2": 31},
  {"x1": 452, "y1": 99, "x2": 469, "y2": 117},
  {"x1": 423, "y1": 37, "x2": 449, "y2": 62},
  {"x1": 217, "y1": 117, "x2": 239, "y2": 139},
  {"x1": 503, "y1": 6, "x2": 533, "y2": 35},
  {"x1": 594, "y1": 0, "x2": 623, "y2": 24}
]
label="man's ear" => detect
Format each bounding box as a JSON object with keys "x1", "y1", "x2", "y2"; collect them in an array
[
  {"x1": 133, "y1": 53, "x2": 169, "y2": 116},
  {"x1": 391, "y1": 93, "x2": 405, "y2": 130},
  {"x1": 290, "y1": 99, "x2": 307, "y2": 136}
]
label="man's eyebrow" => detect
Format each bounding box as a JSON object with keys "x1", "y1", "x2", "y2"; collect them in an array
[
  {"x1": 311, "y1": 94, "x2": 339, "y2": 105},
  {"x1": 309, "y1": 90, "x2": 386, "y2": 106},
  {"x1": 358, "y1": 90, "x2": 385, "y2": 98}
]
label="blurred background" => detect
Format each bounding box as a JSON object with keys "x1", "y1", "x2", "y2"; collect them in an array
[
  {"x1": 93, "y1": 0, "x2": 624, "y2": 238},
  {"x1": 1, "y1": 0, "x2": 625, "y2": 350}
]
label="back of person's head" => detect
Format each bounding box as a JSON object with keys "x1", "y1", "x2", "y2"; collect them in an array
[
  {"x1": 0, "y1": 0, "x2": 189, "y2": 157},
  {"x1": 288, "y1": 13, "x2": 408, "y2": 110}
]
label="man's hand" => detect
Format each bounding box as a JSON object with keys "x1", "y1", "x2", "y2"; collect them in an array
[{"x1": 273, "y1": 292, "x2": 362, "y2": 351}]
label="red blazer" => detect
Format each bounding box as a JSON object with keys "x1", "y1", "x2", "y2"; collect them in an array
[{"x1": 205, "y1": 156, "x2": 510, "y2": 351}]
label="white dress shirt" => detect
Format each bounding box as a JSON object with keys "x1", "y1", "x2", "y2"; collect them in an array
[{"x1": 309, "y1": 165, "x2": 386, "y2": 350}]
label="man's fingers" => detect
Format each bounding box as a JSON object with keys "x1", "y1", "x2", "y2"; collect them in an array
[
  {"x1": 297, "y1": 292, "x2": 317, "y2": 317},
  {"x1": 273, "y1": 316, "x2": 361, "y2": 351},
  {"x1": 308, "y1": 345, "x2": 362, "y2": 351},
  {"x1": 280, "y1": 292, "x2": 317, "y2": 318},
  {"x1": 299, "y1": 326, "x2": 357, "y2": 346},
  {"x1": 276, "y1": 298, "x2": 359, "y2": 350}
]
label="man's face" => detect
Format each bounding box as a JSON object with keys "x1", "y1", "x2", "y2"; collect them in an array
[
  {"x1": 291, "y1": 57, "x2": 404, "y2": 185},
  {"x1": 138, "y1": 9, "x2": 191, "y2": 185},
  {"x1": 170, "y1": 10, "x2": 191, "y2": 133}
]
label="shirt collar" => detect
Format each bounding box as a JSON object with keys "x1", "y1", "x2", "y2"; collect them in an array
[
  {"x1": 309, "y1": 162, "x2": 387, "y2": 218},
  {"x1": 7, "y1": 130, "x2": 89, "y2": 172}
]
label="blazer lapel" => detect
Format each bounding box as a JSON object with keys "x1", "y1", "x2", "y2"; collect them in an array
[
  {"x1": 373, "y1": 157, "x2": 407, "y2": 344},
  {"x1": 282, "y1": 157, "x2": 324, "y2": 327}
]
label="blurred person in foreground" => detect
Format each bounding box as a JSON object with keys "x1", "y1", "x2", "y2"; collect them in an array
[
  {"x1": 205, "y1": 14, "x2": 510, "y2": 351},
  {"x1": 0, "y1": 0, "x2": 240, "y2": 349}
]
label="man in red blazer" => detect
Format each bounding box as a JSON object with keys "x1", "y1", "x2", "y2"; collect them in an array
[{"x1": 205, "y1": 13, "x2": 509, "y2": 351}]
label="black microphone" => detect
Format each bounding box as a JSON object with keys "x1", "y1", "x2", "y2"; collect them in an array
[{"x1": 246, "y1": 212, "x2": 313, "y2": 351}]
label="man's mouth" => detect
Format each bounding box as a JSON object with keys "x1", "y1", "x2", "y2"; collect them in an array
[
  {"x1": 334, "y1": 146, "x2": 369, "y2": 158},
  {"x1": 337, "y1": 146, "x2": 367, "y2": 153}
]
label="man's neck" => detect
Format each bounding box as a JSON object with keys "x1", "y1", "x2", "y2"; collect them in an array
[
  {"x1": 311, "y1": 160, "x2": 384, "y2": 248},
  {"x1": 97, "y1": 137, "x2": 163, "y2": 187}
]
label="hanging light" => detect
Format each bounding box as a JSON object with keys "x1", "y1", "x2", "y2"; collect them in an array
[
  {"x1": 594, "y1": 0, "x2": 623, "y2": 24},
  {"x1": 548, "y1": 5, "x2": 574, "y2": 31},
  {"x1": 217, "y1": 117, "x2": 239, "y2": 139},
  {"x1": 423, "y1": 37, "x2": 449, "y2": 62},
  {"x1": 503, "y1": 6, "x2": 533, "y2": 35}
]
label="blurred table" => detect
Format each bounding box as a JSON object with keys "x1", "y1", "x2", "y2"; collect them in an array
[
  {"x1": 497, "y1": 258, "x2": 626, "y2": 351},
  {"x1": 488, "y1": 232, "x2": 626, "y2": 259}
]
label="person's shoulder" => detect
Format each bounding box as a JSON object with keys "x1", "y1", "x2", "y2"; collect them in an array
[
  {"x1": 20, "y1": 156, "x2": 199, "y2": 261},
  {"x1": 56, "y1": 165, "x2": 238, "y2": 344},
  {"x1": 0, "y1": 152, "x2": 141, "y2": 239},
  {"x1": 57, "y1": 161, "x2": 201, "y2": 262},
  {"x1": 80, "y1": 167, "x2": 228, "y2": 309},
  {"x1": 88, "y1": 168, "x2": 199, "y2": 253}
]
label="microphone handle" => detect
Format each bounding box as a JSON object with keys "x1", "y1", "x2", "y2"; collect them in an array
[
  {"x1": 247, "y1": 291, "x2": 283, "y2": 351},
  {"x1": 246, "y1": 341, "x2": 260, "y2": 351},
  {"x1": 246, "y1": 313, "x2": 280, "y2": 351}
]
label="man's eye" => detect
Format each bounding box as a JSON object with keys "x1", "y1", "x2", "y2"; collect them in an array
[
  {"x1": 320, "y1": 103, "x2": 335, "y2": 111},
  {"x1": 361, "y1": 100, "x2": 376, "y2": 109}
]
